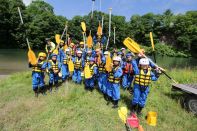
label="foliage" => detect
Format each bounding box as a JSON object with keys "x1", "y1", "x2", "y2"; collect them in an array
[{"x1": 0, "y1": 0, "x2": 196, "y2": 57}]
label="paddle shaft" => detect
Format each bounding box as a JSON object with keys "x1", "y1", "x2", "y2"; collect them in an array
[
  {"x1": 128, "y1": 39, "x2": 177, "y2": 83},
  {"x1": 114, "y1": 27, "x2": 116, "y2": 45},
  {"x1": 61, "y1": 22, "x2": 68, "y2": 40},
  {"x1": 106, "y1": 8, "x2": 112, "y2": 50},
  {"x1": 17, "y1": 7, "x2": 31, "y2": 50}
]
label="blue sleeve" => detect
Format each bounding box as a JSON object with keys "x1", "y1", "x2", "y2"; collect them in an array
[
  {"x1": 94, "y1": 66, "x2": 98, "y2": 75},
  {"x1": 82, "y1": 58, "x2": 85, "y2": 68},
  {"x1": 101, "y1": 56, "x2": 106, "y2": 64},
  {"x1": 48, "y1": 62, "x2": 52, "y2": 69},
  {"x1": 151, "y1": 71, "x2": 158, "y2": 81},
  {"x1": 132, "y1": 60, "x2": 139, "y2": 75},
  {"x1": 72, "y1": 57, "x2": 75, "y2": 63},
  {"x1": 58, "y1": 62, "x2": 62, "y2": 69},
  {"x1": 114, "y1": 67, "x2": 123, "y2": 78},
  {"x1": 41, "y1": 62, "x2": 48, "y2": 70}
]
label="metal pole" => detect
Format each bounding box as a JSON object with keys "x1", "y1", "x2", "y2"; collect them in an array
[
  {"x1": 105, "y1": 8, "x2": 112, "y2": 50},
  {"x1": 101, "y1": 15, "x2": 104, "y2": 34},
  {"x1": 18, "y1": 7, "x2": 30, "y2": 49},
  {"x1": 114, "y1": 27, "x2": 116, "y2": 45},
  {"x1": 91, "y1": 0, "x2": 95, "y2": 19}
]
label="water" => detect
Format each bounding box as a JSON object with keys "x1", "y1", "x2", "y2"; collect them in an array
[{"x1": 0, "y1": 49, "x2": 196, "y2": 75}]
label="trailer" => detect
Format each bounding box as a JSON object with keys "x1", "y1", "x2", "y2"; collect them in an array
[{"x1": 172, "y1": 84, "x2": 197, "y2": 115}]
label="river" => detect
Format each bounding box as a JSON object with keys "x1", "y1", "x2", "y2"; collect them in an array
[{"x1": 0, "y1": 49, "x2": 196, "y2": 76}]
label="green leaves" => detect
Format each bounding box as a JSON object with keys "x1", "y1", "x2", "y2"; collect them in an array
[{"x1": 0, "y1": 0, "x2": 196, "y2": 57}]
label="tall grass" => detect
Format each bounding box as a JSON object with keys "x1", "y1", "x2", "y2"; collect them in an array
[{"x1": 0, "y1": 68, "x2": 196, "y2": 131}]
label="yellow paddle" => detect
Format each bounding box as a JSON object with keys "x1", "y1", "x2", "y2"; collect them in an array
[
  {"x1": 18, "y1": 7, "x2": 37, "y2": 65},
  {"x1": 68, "y1": 60, "x2": 74, "y2": 72},
  {"x1": 81, "y1": 22, "x2": 86, "y2": 32},
  {"x1": 105, "y1": 54, "x2": 112, "y2": 72},
  {"x1": 150, "y1": 32, "x2": 156, "y2": 63},
  {"x1": 53, "y1": 34, "x2": 61, "y2": 54},
  {"x1": 118, "y1": 107, "x2": 132, "y2": 131},
  {"x1": 81, "y1": 22, "x2": 87, "y2": 49},
  {"x1": 84, "y1": 63, "x2": 92, "y2": 79},
  {"x1": 123, "y1": 37, "x2": 178, "y2": 84},
  {"x1": 87, "y1": 30, "x2": 93, "y2": 48},
  {"x1": 97, "y1": 22, "x2": 102, "y2": 36}
]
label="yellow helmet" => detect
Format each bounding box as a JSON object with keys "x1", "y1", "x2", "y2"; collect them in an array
[
  {"x1": 38, "y1": 52, "x2": 46, "y2": 58},
  {"x1": 80, "y1": 41, "x2": 84, "y2": 45},
  {"x1": 60, "y1": 40, "x2": 64, "y2": 43},
  {"x1": 70, "y1": 43, "x2": 75, "y2": 46}
]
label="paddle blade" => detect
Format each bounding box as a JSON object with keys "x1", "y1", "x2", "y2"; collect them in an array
[
  {"x1": 55, "y1": 34, "x2": 61, "y2": 44},
  {"x1": 84, "y1": 65, "x2": 92, "y2": 79},
  {"x1": 53, "y1": 49, "x2": 58, "y2": 55},
  {"x1": 87, "y1": 31, "x2": 93, "y2": 48},
  {"x1": 150, "y1": 32, "x2": 155, "y2": 51},
  {"x1": 138, "y1": 125, "x2": 144, "y2": 131},
  {"x1": 118, "y1": 107, "x2": 128, "y2": 124},
  {"x1": 28, "y1": 49, "x2": 37, "y2": 65},
  {"x1": 68, "y1": 60, "x2": 74, "y2": 72},
  {"x1": 81, "y1": 22, "x2": 86, "y2": 32},
  {"x1": 123, "y1": 37, "x2": 141, "y2": 53},
  {"x1": 63, "y1": 45, "x2": 68, "y2": 50},
  {"x1": 97, "y1": 22, "x2": 102, "y2": 36},
  {"x1": 105, "y1": 55, "x2": 112, "y2": 72}
]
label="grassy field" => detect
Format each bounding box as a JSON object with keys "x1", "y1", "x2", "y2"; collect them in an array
[{"x1": 0, "y1": 68, "x2": 197, "y2": 131}]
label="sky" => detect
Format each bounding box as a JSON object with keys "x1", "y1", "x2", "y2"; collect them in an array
[{"x1": 23, "y1": 0, "x2": 197, "y2": 21}]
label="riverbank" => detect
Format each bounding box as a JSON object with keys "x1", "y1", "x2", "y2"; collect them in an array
[{"x1": 0, "y1": 68, "x2": 197, "y2": 130}]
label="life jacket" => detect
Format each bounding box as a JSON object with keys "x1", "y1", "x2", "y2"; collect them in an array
[
  {"x1": 89, "y1": 64, "x2": 97, "y2": 77},
  {"x1": 108, "y1": 66, "x2": 121, "y2": 83},
  {"x1": 134, "y1": 68, "x2": 151, "y2": 86},
  {"x1": 98, "y1": 62, "x2": 106, "y2": 73},
  {"x1": 123, "y1": 62, "x2": 133, "y2": 75},
  {"x1": 49, "y1": 60, "x2": 59, "y2": 73},
  {"x1": 63, "y1": 55, "x2": 71, "y2": 65},
  {"x1": 32, "y1": 61, "x2": 44, "y2": 73},
  {"x1": 48, "y1": 60, "x2": 59, "y2": 73},
  {"x1": 85, "y1": 55, "x2": 91, "y2": 64},
  {"x1": 70, "y1": 48, "x2": 75, "y2": 56},
  {"x1": 74, "y1": 57, "x2": 82, "y2": 69}
]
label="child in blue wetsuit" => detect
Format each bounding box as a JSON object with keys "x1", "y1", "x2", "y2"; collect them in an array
[
  {"x1": 48, "y1": 53, "x2": 61, "y2": 92},
  {"x1": 131, "y1": 58, "x2": 160, "y2": 115},
  {"x1": 84, "y1": 57, "x2": 98, "y2": 91},
  {"x1": 29, "y1": 52, "x2": 47, "y2": 97},
  {"x1": 106, "y1": 56, "x2": 123, "y2": 108}
]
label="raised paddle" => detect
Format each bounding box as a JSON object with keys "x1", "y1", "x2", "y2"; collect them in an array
[
  {"x1": 123, "y1": 37, "x2": 178, "y2": 84},
  {"x1": 150, "y1": 32, "x2": 156, "y2": 63},
  {"x1": 18, "y1": 7, "x2": 37, "y2": 65}
]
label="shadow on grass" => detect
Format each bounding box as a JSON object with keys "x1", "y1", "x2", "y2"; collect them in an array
[
  {"x1": 164, "y1": 92, "x2": 186, "y2": 108},
  {"x1": 121, "y1": 94, "x2": 132, "y2": 110}
]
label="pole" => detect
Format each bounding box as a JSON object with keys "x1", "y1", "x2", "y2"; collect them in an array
[
  {"x1": 91, "y1": 0, "x2": 95, "y2": 19},
  {"x1": 101, "y1": 15, "x2": 104, "y2": 34},
  {"x1": 114, "y1": 27, "x2": 116, "y2": 45},
  {"x1": 18, "y1": 7, "x2": 31, "y2": 49},
  {"x1": 105, "y1": 8, "x2": 112, "y2": 50}
]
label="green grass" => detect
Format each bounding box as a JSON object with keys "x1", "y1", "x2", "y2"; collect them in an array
[{"x1": 0, "y1": 68, "x2": 197, "y2": 131}]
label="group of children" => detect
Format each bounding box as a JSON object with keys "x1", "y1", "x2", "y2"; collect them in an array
[{"x1": 30, "y1": 38, "x2": 161, "y2": 115}]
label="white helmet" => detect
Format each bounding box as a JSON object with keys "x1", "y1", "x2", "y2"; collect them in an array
[
  {"x1": 113, "y1": 56, "x2": 121, "y2": 62},
  {"x1": 104, "y1": 51, "x2": 109, "y2": 55},
  {"x1": 87, "y1": 50, "x2": 92, "y2": 53},
  {"x1": 77, "y1": 50, "x2": 82, "y2": 54},
  {"x1": 139, "y1": 58, "x2": 149, "y2": 65},
  {"x1": 65, "y1": 48, "x2": 70, "y2": 52}
]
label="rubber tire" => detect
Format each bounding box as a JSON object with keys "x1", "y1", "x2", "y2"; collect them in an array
[{"x1": 185, "y1": 95, "x2": 197, "y2": 115}]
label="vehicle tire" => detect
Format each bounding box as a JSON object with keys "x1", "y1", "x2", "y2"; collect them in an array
[{"x1": 185, "y1": 95, "x2": 197, "y2": 115}]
